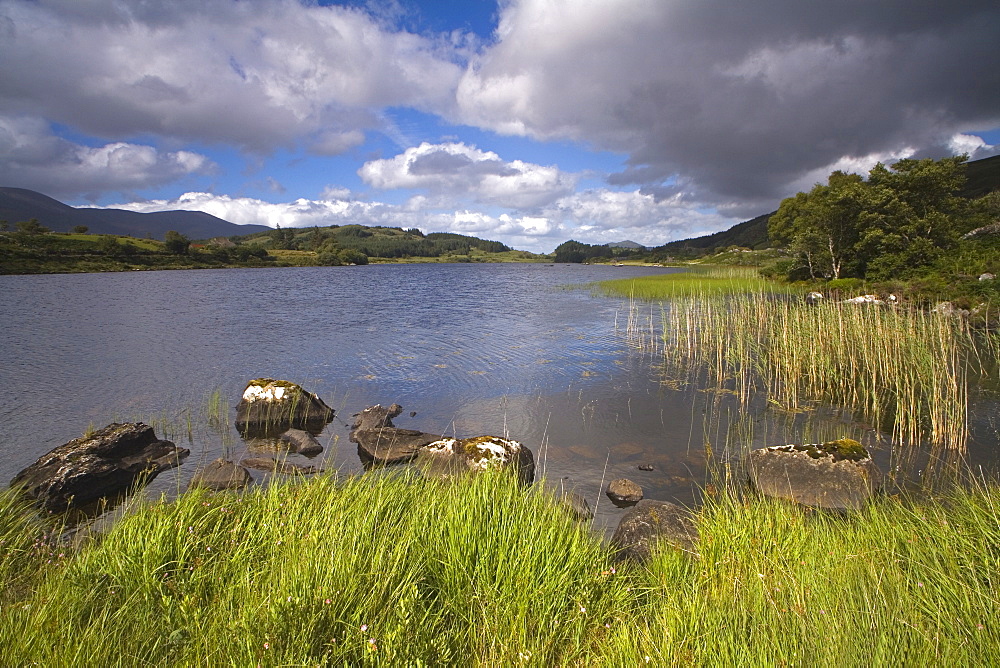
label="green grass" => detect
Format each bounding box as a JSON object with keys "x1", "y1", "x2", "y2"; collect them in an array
[
  {"x1": 2, "y1": 472, "x2": 999, "y2": 665},
  {"x1": 597, "y1": 265, "x2": 795, "y2": 300}
]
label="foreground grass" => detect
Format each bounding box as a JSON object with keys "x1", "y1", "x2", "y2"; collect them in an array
[{"x1": 2, "y1": 473, "x2": 999, "y2": 665}]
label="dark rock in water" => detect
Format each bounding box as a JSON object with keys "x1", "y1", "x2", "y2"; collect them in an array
[
  {"x1": 350, "y1": 404, "x2": 443, "y2": 466},
  {"x1": 415, "y1": 435, "x2": 535, "y2": 485},
  {"x1": 542, "y1": 479, "x2": 593, "y2": 521},
  {"x1": 235, "y1": 378, "x2": 334, "y2": 438},
  {"x1": 748, "y1": 438, "x2": 881, "y2": 510},
  {"x1": 188, "y1": 458, "x2": 252, "y2": 491},
  {"x1": 350, "y1": 403, "x2": 403, "y2": 435},
  {"x1": 355, "y1": 427, "x2": 443, "y2": 466},
  {"x1": 607, "y1": 478, "x2": 643, "y2": 506},
  {"x1": 637, "y1": 464, "x2": 655, "y2": 471},
  {"x1": 241, "y1": 457, "x2": 321, "y2": 475},
  {"x1": 611, "y1": 499, "x2": 698, "y2": 563},
  {"x1": 278, "y1": 429, "x2": 323, "y2": 456},
  {"x1": 10, "y1": 422, "x2": 188, "y2": 512}
]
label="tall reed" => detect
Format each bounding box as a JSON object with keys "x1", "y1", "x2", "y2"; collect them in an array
[{"x1": 654, "y1": 293, "x2": 973, "y2": 448}]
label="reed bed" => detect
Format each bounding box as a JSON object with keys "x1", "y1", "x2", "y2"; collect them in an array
[
  {"x1": 2, "y1": 473, "x2": 999, "y2": 665},
  {"x1": 655, "y1": 294, "x2": 972, "y2": 448},
  {"x1": 603, "y1": 268, "x2": 980, "y2": 449},
  {"x1": 598, "y1": 265, "x2": 793, "y2": 300}
]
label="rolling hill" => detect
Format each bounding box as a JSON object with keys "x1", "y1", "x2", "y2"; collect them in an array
[{"x1": 0, "y1": 188, "x2": 269, "y2": 240}]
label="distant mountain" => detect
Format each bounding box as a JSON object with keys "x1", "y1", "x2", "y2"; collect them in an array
[
  {"x1": 652, "y1": 153, "x2": 1000, "y2": 257},
  {"x1": 605, "y1": 240, "x2": 647, "y2": 250},
  {"x1": 0, "y1": 188, "x2": 270, "y2": 240}
]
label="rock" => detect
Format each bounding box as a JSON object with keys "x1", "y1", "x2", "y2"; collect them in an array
[
  {"x1": 979, "y1": 273, "x2": 995, "y2": 281},
  {"x1": 606, "y1": 478, "x2": 643, "y2": 506},
  {"x1": 355, "y1": 428, "x2": 443, "y2": 466},
  {"x1": 10, "y1": 422, "x2": 188, "y2": 512},
  {"x1": 415, "y1": 435, "x2": 535, "y2": 485},
  {"x1": 804, "y1": 291, "x2": 825, "y2": 305},
  {"x1": 842, "y1": 294, "x2": 883, "y2": 305},
  {"x1": 350, "y1": 404, "x2": 403, "y2": 434},
  {"x1": 235, "y1": 378, "x2": 334, "y2": 437},
  {"x1": 931, "y1": 301, "x2": 970, "y2": 317},
  {"x1": 241, "y1": 457, "x2": 321, "y2": 475},
  {"x1": 637, "y1": 463, "x2": 655, "y2": 471},
  {"x1": 278, "y1": 429, "x2": 323, "y2": 456},
  {"x1": 543, "y1": 479, "x2": 594, "y2": 521},
  {"x1": 188, "y1": 458, "x2": 251, "y2": 491},
  {"x1": 610, "y1": 499, "x2": 698, "y2": 563},
  {"x1": 349, "y1": 404, "x2": 442, "y2": 466},
  {"x1": 748, "y1": 438, "x2": 881, "y2": 510}
]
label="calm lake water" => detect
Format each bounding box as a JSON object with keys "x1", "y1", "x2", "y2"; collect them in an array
[{"x1": 2, "y1": 264, "x2": 998, "y2": 531}]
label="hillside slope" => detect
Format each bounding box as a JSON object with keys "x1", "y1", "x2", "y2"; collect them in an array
[{"x1": 0, "y1": 188, "x2": 269, "y2": 240}]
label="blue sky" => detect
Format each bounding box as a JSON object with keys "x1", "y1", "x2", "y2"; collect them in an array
[{"x1": 1, "y1": 0, "x2": 997, "y2": 252}]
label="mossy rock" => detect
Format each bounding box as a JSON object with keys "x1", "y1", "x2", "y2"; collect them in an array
[{"x1": 748, "y1": 439, "x2": 881, "y2": 510}]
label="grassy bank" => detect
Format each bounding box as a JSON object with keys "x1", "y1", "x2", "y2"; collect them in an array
[{"x1": 1, "y1": 472, "x2": 999, "y2": 665}]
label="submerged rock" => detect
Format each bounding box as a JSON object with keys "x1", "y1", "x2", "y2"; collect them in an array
[
  {"x1": 606, "y1": 478, "x2": 643, "y2": 506},
  {"x1": 235, "y1": 378, "x2": 334, "y2": 438},
  {"x1": 415, "y1": 435, "x2": 535, "y2": 485},
  {"x1": 241, "y1": 457, "x2": 321, "y2": 475},
  {"x1": 278, "y1": 429, "x2": 324, "y2": 456},
  {"x1": 748, "y1": 438, "x2": 881, "y2": 510},
  {"x1": 10, "y1": 422, "x2": 188, "y2": 512},
  {"x1": 188, "y1": 458, "x2": 252, "y2": 491},
  {"x1": 611, "y1": 499, "x2": 698, "y2": 563}
]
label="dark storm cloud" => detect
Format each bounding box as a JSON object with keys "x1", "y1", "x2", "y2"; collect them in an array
[{"x1": 458, "y1": 0, "x2": 1000, "y2": 209}]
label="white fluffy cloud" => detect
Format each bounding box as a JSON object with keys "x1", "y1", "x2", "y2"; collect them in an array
[
  {"x1": 0, "y1": 0, "x2": 461, "y2": 151},
  {"x1": 359, "y1": 142, "x2": 576, "y2": 209},
  {"x1": 0, "y1": 115, "x2": 213, "y2": 196},
  {"x1": 105, "y1": 185, "x2": 739, "y2": 253}
]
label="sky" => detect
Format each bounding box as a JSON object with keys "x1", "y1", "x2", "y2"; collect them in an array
[{"x1": 1, "y1": 0, "x2": 998, "y2": 253}]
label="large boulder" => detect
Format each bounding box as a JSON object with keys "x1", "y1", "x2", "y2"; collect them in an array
[
  {"x1": 350, "y1": 404, "x2": 442, "y2": 466},
  {"x1": 235, "y1": 378, "x2": 334, "y2": 437},
  {"x1": 748, "y1": 438, "x2": 881, "y2": 510},
  {"x1": 10, "y1": 422, "x2": 188, "y2": 512},
  {"x1": 415, "y1": 435, "x2": 535, "y2": 485},
  {"x1": 610, "y1": 499, "x2": 698, "y2": 563},
  {"x1": 188, "y1": 458, "x2": 252, "y2": 491}
]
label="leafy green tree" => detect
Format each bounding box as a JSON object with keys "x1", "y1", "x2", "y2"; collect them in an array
[
  {"x1": 71, "y1": 225, "x2": 89, "y2": 234},
  {"x1": 769, "y1": 172, "x2": 864, "y2": 279},
  {"x1": 855, "y1": 156, "x2": 973, "y2": 279},
  {"x1": 164, "y1": 230, "x2": 191, "y2": 255},
  {"x1": 15, "y1": 218, "x2": 49, "y2": 235},
  {"x1": 338, "y1": 248, "x2": 368, "y2": 265}
]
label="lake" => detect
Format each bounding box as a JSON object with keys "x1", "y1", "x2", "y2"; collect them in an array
[{"x1": 2, "y1": 263, "x2": 997, "y2": 531}]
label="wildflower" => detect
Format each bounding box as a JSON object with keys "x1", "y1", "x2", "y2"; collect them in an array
[
  {"x1": 360, "y1": 624, "x2": 368, "y2": 633},
  {"x1": 977, "y1": 624, "x2": 985, "y2": 630},
  {"x1": 325, "y1": 599, "x2": 332, "y2": 604},
  {"x1": 263, "y1": 642, "x2": 270, "y2": 650},
  {"x1": 579, "y1": 606, "x2": 587, "y2": 614}
]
